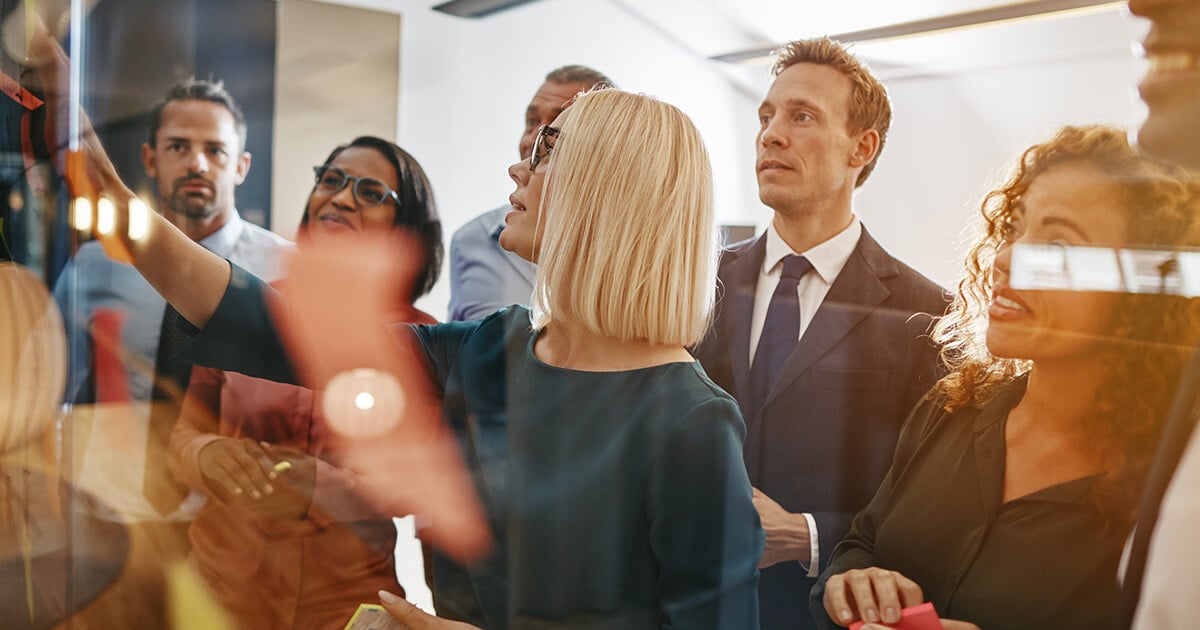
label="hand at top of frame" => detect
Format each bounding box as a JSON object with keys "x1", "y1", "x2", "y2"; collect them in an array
[{"x1": 23, "y1": 10, "x2": 138, "y2": 263}]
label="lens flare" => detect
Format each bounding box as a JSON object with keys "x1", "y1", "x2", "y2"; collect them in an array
[
  {"x1": 71, "y1": 197, "x2": 92, "y2": 231},
  {"x1": 322, "y1": 368, "x2": 404, "y2": 438},
  {"x1": 96, "y1": 197, "x2": 115, "y2": 236},
  {"x1": 128, "y1": 198, "x2": 150, "y2": 241}
]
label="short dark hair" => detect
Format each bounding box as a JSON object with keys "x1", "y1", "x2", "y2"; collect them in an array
[
  {"x1": 147, "y1": 77, "x2": 248, "y2": 151},
  {"x1": 544, "y1": 65, "x2": 615, "y2": 91},
  {"x1": 299, "y1": 136, "x2": 444, "y2": 303}
]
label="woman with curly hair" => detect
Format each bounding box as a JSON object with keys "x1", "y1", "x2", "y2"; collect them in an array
[{"x1": 811, "y1": 125, "x2": 1200, "y2": 630}]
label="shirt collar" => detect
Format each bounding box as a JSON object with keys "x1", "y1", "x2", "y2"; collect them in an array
[
  {"x1": 973, "y1": 372, "x2": 1098, "y2": 504},
  {"x1": 490, "y1": 206, "x2": 510, "y2": 241},
  {"x1": 762, "y1": 215, "x2": 862, "y2": 283},
  {"x1": 199, "y1": 212, "x2": 246, "y2": 257}
]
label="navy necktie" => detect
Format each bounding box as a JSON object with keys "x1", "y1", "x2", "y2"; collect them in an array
[{"x1": 749, "y1": 255, "x2": 812, "y2": 415}]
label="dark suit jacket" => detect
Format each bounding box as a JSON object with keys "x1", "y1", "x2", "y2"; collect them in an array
[{"x1": 695, "y1": 227, "x2": 949, "y2": 630}]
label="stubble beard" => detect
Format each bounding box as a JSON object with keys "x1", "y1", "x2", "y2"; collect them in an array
[
  {"x1": 759, "y1": 183, "x2": 807, "y2": 219},
  {"x1": 166, "y1": 188, "x2": 220, "y2": 220}
]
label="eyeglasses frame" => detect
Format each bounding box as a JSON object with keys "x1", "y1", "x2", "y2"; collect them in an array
[
  {"x1": 529, "y1": 125, "x2": 561, "y2": 171},
  {"x1": 312, "y1": 164, "x2": 401, "y2": 207}
]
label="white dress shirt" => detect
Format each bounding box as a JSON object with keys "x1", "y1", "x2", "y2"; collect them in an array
[{"x1": 1131, "y1": 423, "x2": 1200, "y2": 629}]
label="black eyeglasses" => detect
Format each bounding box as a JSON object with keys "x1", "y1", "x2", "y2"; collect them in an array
[
  {"x1": 530, "y1": 125, "x2": 560, "y2": 171},
  {"x1": 313, "y1": 165, "x2": 400, "y2": 207}
]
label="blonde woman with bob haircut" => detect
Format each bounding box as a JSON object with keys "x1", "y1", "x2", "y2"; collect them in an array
[
  {"x1": 528, "y1": 89, "x2": 715, "y2": 348},
  {"x1": 69, "y1": 84, "x2": 764, "y2": 628}
]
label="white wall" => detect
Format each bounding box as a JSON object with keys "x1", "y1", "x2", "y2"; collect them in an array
[
  {"x1": 273, "y1": 0, "x2": 400, "y2": 241},
  {"x1": 854, "y1": 9, "x2": 1147, "y2": 288}
]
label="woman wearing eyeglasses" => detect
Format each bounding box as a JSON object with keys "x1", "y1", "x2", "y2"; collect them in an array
[{"x1": 167, "y1": 136, "x2": 443, "y2": 630}]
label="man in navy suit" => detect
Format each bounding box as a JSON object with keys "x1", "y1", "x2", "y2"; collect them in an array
[{"x1": 695, "y1": 37, "x2": 948, "y2": 630}]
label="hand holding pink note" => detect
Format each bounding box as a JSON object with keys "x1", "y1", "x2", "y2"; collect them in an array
[{"x1": 850, "y1": 602, "x2": 943, "y2": 630}]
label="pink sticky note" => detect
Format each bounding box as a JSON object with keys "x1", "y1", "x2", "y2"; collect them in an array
[{"x1": 849, "y1": 602, "x2": 941, "y2": 630}]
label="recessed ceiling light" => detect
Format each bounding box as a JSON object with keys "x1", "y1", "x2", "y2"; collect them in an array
[{"x1": 432, "y1": 0, "x2": 543, "y2": 19}]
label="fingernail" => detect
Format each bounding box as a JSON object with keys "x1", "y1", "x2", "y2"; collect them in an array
[
  {"x1": 378, "y1": 590, "x2": 399, "y2": 605},
  {"x1": 264, "y1": 484, "x2": 274, "y2": 495},
  {"x1": 268, "y1": 472, "x2": 278, "y2": 480},
  {"x1": 232, "y1": 488, "x2": 242, "y2": 495},
  {"x1": 865, "y1": 607, "x2": 880, "y2": 623},
  {"x1": 250, "y1": 490, "x2": 261, "y2": 499},
  {"x1": 838, "y1": 608, "x2": 853, "y2": 623},
  {"x1": 884, "y1": 607, "x2": 899, "y2": 623}
]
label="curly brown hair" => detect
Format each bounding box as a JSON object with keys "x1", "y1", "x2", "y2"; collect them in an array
[{"x1": 931, "y1": 124, "x2": 1200, "y2": 527}]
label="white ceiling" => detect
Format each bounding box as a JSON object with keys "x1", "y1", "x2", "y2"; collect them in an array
[{"x1": 598, "y1": 0, "x2": 1142, "y2": 83}]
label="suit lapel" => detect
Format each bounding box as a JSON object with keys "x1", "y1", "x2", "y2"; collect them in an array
[
  {"x1": 726, "y1": 236, "x2": 766, "y2": 403},
  {"x1": 761, "y1": 231, "x2": 894, "y2": 408}
]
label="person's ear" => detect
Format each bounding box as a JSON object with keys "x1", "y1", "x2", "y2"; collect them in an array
[
  {"x1": 141, "y1": 142, "x2": 158, "y2": 179},
  {"x1": 234, "y1": 151, "x2": 252, "y2": 185},
  {"x1": 848, "y1": 128, "x2": 880, "y2": 169}
]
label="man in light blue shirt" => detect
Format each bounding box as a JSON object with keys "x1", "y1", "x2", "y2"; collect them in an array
[
  {"x1": 53, "y1": 77, "x2": 291, "y2": 625},
  {"x1": 447, "y1": 65, "x2": 612, "y2": 321}
]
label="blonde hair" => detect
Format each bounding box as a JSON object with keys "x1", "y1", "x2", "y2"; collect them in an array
[{"x1": 529, "y1": 89, "x2": 716, "y2": 347}]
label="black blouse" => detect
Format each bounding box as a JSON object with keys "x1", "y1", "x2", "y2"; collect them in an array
[{"x1": 811, "y1": 375, "x2": 1125, "y2": 630}]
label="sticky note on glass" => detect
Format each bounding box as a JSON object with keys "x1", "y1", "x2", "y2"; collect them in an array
[{"x1": 343, "y1": 603, "x2": 404, "y2": 630}]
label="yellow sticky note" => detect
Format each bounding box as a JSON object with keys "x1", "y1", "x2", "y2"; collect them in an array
[
  {"x1": 343, "y1": 603, "x2": 404, "y2": 630},
  {"x1": 168, "y1": 561, "x2": 233, "y2": 630}
]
